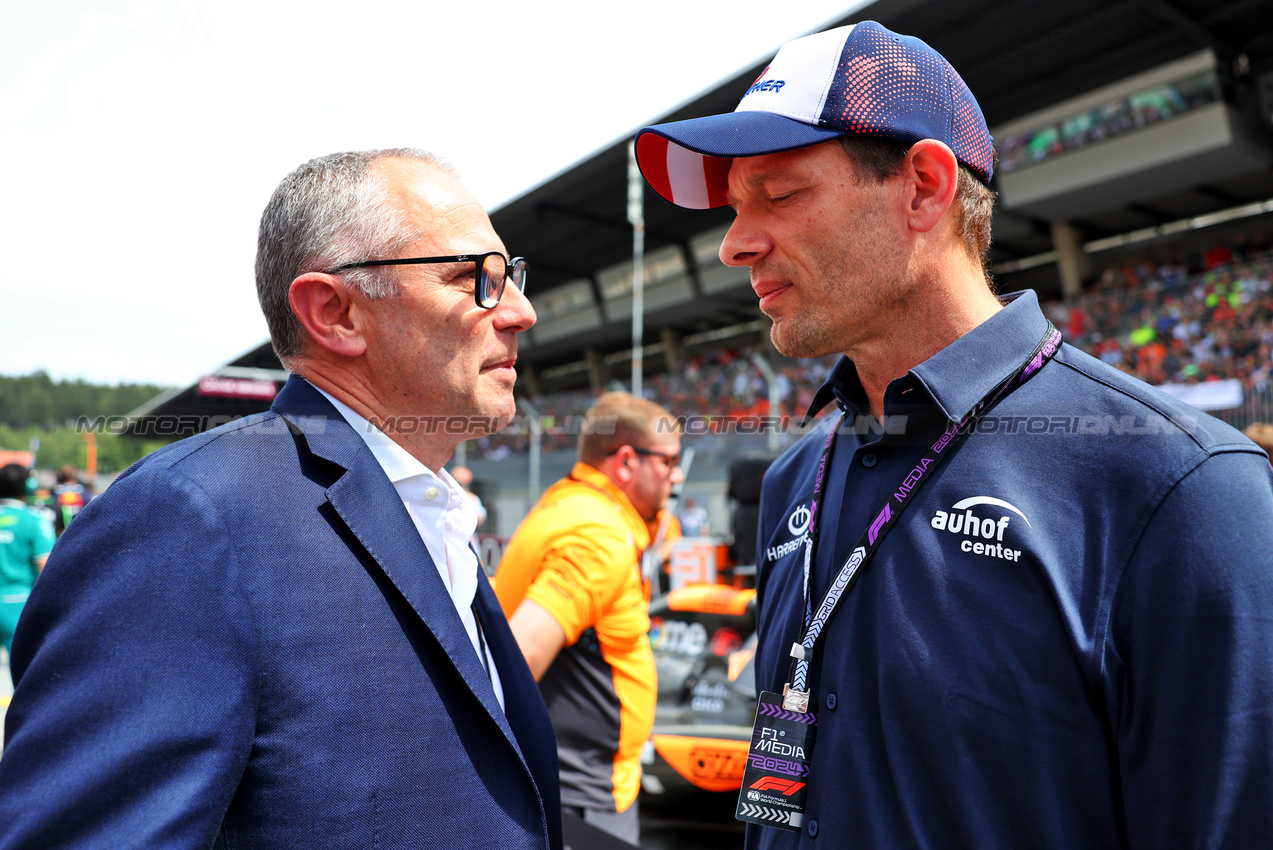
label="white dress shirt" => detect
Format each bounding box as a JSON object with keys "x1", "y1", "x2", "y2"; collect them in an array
[{"x1": 311, "y1": 384, "x2": 504, "y2": 710}]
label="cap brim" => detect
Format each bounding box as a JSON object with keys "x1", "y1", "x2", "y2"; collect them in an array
[{"x1": 636, "y1": 112, "x2": 846, "y2": 209}]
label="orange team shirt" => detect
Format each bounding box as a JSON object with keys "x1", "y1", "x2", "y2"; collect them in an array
[{"x1": 495, "y1": 462, "x2": 656, "y2": 814}]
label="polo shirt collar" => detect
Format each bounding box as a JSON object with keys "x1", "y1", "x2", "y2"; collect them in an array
[
  {"x1": 914, "y1": 290, "x2": 1048, "y2": 422},
  {"x1": 804, "y1": 357, "x2": 855, "y2": 421},
  {"x1": 804, "y1": 290, "x2": 1049, "y2": 424},
  {"x1": 568, "y1": 461, "x2": 651, "y2": 549}
]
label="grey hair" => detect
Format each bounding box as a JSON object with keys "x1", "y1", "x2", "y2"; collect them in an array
[
  {"x1": 952, "y1": 165, "x2": 997, "y2": 290},
  {"x1": 254, "y1": 148, "x2": 455, "y2": 366}
]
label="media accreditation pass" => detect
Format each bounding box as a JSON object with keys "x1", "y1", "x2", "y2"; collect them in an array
[{"x1": 737, "y1": 326, "x2": 1062, "y2": 833}]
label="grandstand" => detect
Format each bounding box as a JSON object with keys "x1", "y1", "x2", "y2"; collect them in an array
[{"x1": 127, "y1": 0, "x2": 1273, "y2": 538}]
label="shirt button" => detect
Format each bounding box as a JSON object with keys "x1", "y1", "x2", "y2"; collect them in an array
[
  {"x1": 826, "y1": 692, "x2": 837, "y2": 710},
  {"x1": 808, "y1": 818, "x2": 819, "y2": 837},
  {"x1": 424, "y1": 487, "x2": 440, "y2": 500},
  {"x1": 861, "y1": 453, "x2": 878, "y2": 468}
]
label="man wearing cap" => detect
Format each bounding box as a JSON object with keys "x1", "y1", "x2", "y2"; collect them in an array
[{"x1": 636, "y1": 21, "x2": 1273, "y2": 850}]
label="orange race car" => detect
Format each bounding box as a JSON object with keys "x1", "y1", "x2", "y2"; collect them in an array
[{"x1": 641, "y1": 584, "x2": 758, "y2": 798}]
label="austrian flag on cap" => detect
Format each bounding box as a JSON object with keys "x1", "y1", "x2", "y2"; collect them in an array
[
  {"x1": 634, "y1": 135, "x2": 734, "y2": 212},
  {"x1": 635, "y1": 21, "x2": 994, "y2": 210}
]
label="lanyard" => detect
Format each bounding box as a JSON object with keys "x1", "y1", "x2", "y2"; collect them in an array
[{"x1": 783, "y1": 324, "x2": 1062, "y2": 711}]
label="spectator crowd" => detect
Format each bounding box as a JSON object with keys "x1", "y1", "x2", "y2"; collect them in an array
[
  {"x1": 1049, "y1": 235, "x2": 1273, "y2": 408},
  {"x1": 464, "y1": 228, "x2": 1273, "y2": 460}
]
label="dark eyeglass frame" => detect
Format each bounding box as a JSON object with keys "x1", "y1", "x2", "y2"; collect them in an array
[
  {"x1": 626, "y1": 446, "x2": 683, "y2": 471},
  {"x1": 324, "y1": 252, "x2": 528, "y2": 310}
]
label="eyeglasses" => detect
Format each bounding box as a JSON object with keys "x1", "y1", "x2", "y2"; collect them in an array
[
  {"x1": 325, "y1": 252, "x2": 528, "y2": 310},
  {"x1": 630, "y1": 446, "x2": 683, "y2": 471}
]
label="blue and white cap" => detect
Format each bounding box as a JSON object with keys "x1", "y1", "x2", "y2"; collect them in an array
[{"x1": 635, "y1": 21, "x2": 994, "y2": 210}]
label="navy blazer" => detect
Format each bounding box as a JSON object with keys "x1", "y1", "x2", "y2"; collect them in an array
[{"x1": 0, "y1": 377, "x2": 562, "y2": 850}]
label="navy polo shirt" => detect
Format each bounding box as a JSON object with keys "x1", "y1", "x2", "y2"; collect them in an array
[{"x1": 749, "y1": 291, "x2": 1273, "y2": 849}]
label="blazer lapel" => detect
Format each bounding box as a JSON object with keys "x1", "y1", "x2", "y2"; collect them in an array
[
  {"x1": 474, "y1": 572, "x2": 563, "y2": 827},
  {"x1": 271, "y1": 378, "x2": 523, "y2": 752}
]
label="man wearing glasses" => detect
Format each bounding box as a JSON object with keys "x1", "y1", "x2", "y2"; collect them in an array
[
  {"x1": 635, "y1": 20, "x2": 1273, "y2": 850},
  {"x1": 0, "y1": 149, "x2": 562, "y2": 850},
  {"x1": 495, "y1": 392, "x2": 684, "y2": 844}
]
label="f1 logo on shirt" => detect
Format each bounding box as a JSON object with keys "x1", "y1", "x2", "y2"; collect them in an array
[{"x1": 749, "y1": 776, "x2": 807, "y2": 796}]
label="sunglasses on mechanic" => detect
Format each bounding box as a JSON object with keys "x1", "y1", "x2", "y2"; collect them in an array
[
  {"x1": 325, "y1": 252, "x2": 528, "y2": 310},
  {"x1": 612, "y1": 445, "x2": 683, "y2": 472}
]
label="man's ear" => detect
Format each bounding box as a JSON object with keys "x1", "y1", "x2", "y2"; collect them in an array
[
  {"x1": 902, "y1": 139, "x2": 959, "y2": 234},
  {"x1": 288, "y1": 273, "x2": 368, "y2": 358},
  {"x1": 606, "y1": 445, "x2": 638, "y2": 487}
]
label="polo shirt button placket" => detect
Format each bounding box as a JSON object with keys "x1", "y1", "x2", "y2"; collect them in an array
[
  {"x1": 826, "y1": 691, "x2": 837, "y2": 710},
  {"x1": 807, "y1": 817, "x2": 819, "y2": 838},
  {"x1": 861, "y1": 453, "x2": 878, "y2": 468}
]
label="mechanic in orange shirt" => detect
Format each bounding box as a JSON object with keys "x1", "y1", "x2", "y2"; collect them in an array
[{"x1": 495, "y1": 392, "x2": 683, "y2": 844}]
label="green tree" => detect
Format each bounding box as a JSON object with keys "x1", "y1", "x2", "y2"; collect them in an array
[{"x1": 0, "y1": 372, "x2": 174, "y2": 474}]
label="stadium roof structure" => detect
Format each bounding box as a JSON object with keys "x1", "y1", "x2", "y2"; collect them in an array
[
  {"x1": 129, "y1": 0, "x2": 1273, "y2": 433},
  {"x1": 123, "y1": 348, "x2": 289, "y2": 439}
]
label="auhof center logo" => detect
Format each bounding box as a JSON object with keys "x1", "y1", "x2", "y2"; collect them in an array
[{"x1": 930, "y1": 496, "x2": 1031, "y2": 562}]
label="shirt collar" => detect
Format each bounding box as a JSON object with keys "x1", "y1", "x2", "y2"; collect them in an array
[
  {"x1": 804, "y1": 357, "x2": 860, "y2": 422},
  {"x1": 568, "y1": 462, "x2": 652, "y2": 550},
  {"x1": 804, "y1": 290, "x2": 1049, "y2": 424},
  {"x1": 308, "y1": 382, "x2": 446, "y2": 489}
]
